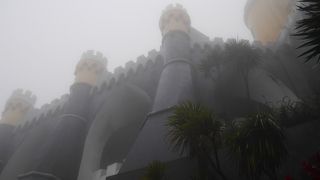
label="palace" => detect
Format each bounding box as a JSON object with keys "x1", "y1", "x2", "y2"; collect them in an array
[{"x1": 0, "y1": 0, "x2": 319, "y2": 179}]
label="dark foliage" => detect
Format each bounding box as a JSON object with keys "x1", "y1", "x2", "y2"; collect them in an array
[
  {"x1": 166, "y1": 102, "x2": 227, "y2": 180},
  {"x1": 224, "y1": 40, "x2": 261, "y2": 69},
  {"x1": 200, "y1": 40, "x2": 261, "y2": 100},
  {"x1": 166, "y1": 102, "x2": 223, "y2": 157},
  {"x1": 141, "y1": 160, "x2": 166, "y2": 180},
  {"x1": 294, "y1": 0, "x2": 320, "y2": 64},
  {"x1": 199, "y1": 46, "x2": 224, "y2": 80},
  {"x1": 274, "y1": 95, "x2": 320, "y2": 127},
  {"x1": 225, "y1": 112, "x2": 287, "y2": 180}
]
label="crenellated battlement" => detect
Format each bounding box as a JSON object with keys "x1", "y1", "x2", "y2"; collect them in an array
[
  {"x1": 1, "y1": 89, "x2": 37, "y2": 126},
  {"x1": 75, "y1": 50, "x2": 108, "y2": 86},
  {"x1": 96, "y1": 49, "x2": 161, "y2": 92},
  {"x1": 159, "y1": 4, "x2": 191, "y2": 36},
  {"x1": 95, "y1": 38, "x2": 276, "y2": 95},
  {"x1": 14, "y1": 37, "x2": 280, "y2": 131},
  {"x1": 75, "y1": 50, "x2": 107, "y2": 74},
  {"x1": 15, "y1": 93, "x2": 69, "y2": 130},
  {"x1": 15, "y1": 49, "x2": 162, "y2": 130},
  {"x1": 2, "y1": 89, "x2": 36, "y2": 114}
]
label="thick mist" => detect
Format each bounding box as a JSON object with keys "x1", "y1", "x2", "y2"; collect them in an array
[{"x1": 0, "y1": 0, "x2": 252, "y2": 112}]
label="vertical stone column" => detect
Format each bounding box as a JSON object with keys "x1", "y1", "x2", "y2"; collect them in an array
[
  {"x1": 120, "y1": 4, "x2": 195, "y2": 172},
  {"x1": 0, "y1": 89, "x2": 36, "y2": 173},
  {"x1": 153, "y1": 4, "x2": 194, "y2": 110},
  {"x1": 18, "y1": 51, "x2": 107, "y2": 180}
]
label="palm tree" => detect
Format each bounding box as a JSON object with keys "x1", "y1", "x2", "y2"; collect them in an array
[
  {"x1": 294, "y1": 0, "x2": 320, "y2": 64},
  {"x1": 141, "y1": 160, "x2": 166, "y2": 180},
  {"x1": 166, "y1": 102, "x2": 227, "y2": 180},
  {"x1": 224, "y1": 40, "x2": 261, "y2": 100},
  {"x1": 225, "y1": 112, "x2": 287, "y2": 180},
  {"x1": 199, "y1": 45, "x2": 224, "y2": 81}
]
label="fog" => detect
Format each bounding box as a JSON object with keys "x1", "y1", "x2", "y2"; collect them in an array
[{"x1": 0, "y1": 0, "x2": 252, "y2": 112}]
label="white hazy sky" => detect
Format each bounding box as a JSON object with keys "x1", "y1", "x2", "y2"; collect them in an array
[{"x1": 0, "y1": 0, "x2": 253, "y2": 113}]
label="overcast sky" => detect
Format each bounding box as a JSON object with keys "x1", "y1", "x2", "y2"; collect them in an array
[{"x1": 0, "y1": 0, "x2": 253, "y2": 113}]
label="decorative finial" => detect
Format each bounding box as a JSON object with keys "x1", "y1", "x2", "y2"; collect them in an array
[
  {"x1": 74, "y1": 50, "x2": 107, "y2": 86},
  {"x1": 159, "y1": 4, "x2": 191, "y2": 36}
]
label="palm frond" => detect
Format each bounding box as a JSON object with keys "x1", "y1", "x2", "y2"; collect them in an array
[
  {"x1": 166, "y1": 102, "x2": 223, "y2": 157},
  {"x1": 294, "y1": 0, "x2": 320, "y2": 64},
  {"x1": 225, "y1": 112, "x2": 287, "y2": 179}
]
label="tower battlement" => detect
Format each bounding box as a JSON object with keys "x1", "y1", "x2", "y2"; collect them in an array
[
  {"x1": 75, "y1": 50, "x2": 107, "y2": 75},
  {"x1": 75, "y1": 50, "x2": 108, "y2": 86},
  {"x1": 1, "y1": 89, "x2": 36, "y2": 126},
  {"x1": 3, "y1": 89, "x2": 36, "y2": 113},
  {"x1": 159, "y1": 4, "x2": 191, "y2": 36}
]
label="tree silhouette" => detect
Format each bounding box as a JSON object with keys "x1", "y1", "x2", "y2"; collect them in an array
[
  {"x1": 199, "y1": 45, "x2": 224, "y2": 81},
  {"x1": 224, "y1": 40, "x2": 260, "y2": 100}
]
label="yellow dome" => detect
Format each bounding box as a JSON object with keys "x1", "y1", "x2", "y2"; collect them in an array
[{"x1": 244, "y1": 0, "x2": 294, "y2": 44}]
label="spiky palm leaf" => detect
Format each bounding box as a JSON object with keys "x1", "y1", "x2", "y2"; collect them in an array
[
  {"x1": 226, "y1": 112, "x2": 287, "y2": 180},
  {"x1": 166, "y1": 102, "x2": 223, "y2": 157},
  {"x1": 294, "y1": 0, "x2": 320, "y2": 64},
  {"x1": 166, "y1": 102, "x2": 228, "y2": 180}
]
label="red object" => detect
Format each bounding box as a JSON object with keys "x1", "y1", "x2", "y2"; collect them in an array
[
  {"x1": 284, "y1": 175, "x2": 293, "y2": 180},
  {"x1": 302, "y1": 152, "x2": 320, "y2": 180}
]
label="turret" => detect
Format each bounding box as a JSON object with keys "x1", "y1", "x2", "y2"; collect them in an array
[
  {"x1": 159, "y1": 4, "x2": 191, "y2": 61},
  {"x1": 19, "y1": 51, "x2": 107, "y2": 180},
  {"x1": 244, "y1": 0, "x2": 294, "y2": 44},
  {"x1": 159, "y1": 4, "x2": 191, "y2": 37},
  {"x1": 1, "y1": 89, "x2": 36, "y2": 126},
  {"x1": 74, "y1": 50, "x2": 107, "y2": 86},
  {"x1": 0, "y1": 89, "x2": 36, "y2": 173}
]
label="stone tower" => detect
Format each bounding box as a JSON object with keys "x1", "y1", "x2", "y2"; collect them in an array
[
  {"x1": 18, "y1": 51, "x2": 107, "y2": 180},
  {"x1": 120, "y1": 4, "x2": 195, "y2": 172},
  {"x1": 153, "y1": 4, "x2": 194, "y2": 110},
  {"x1": 0, "y1": 89, "x2": 36, "y2": 172}
]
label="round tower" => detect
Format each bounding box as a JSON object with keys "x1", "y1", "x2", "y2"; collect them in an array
[
  {"x1": 18, "y1": 51, "x2": 107, "y2": 180},
  {"x1": 120, "y1": 5, "x2": 195, "y2": 172},
  {"x1": 1, "y1": 89, "x2": 36, "y2": 126},
  {"x1": 74, "y1": 50, "x2": 107, "y2": 86},
  {"x1": 153, "y1": 4, "x2": 194, "y2": 110},
  {"x1": 244, "y1": 0, "x2": 295, "y2": 44},
  {"x1": 0, "y1": 89, "x2": 36, "y2": 173}
]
